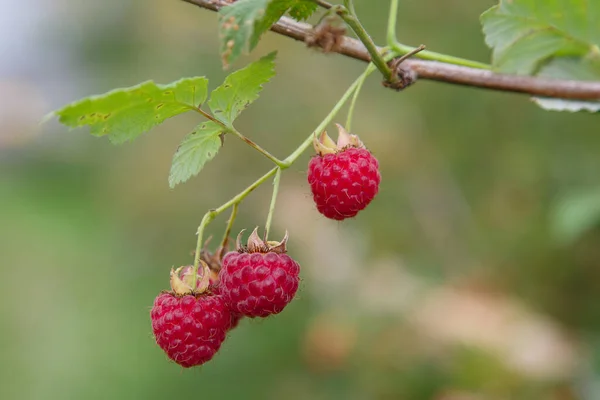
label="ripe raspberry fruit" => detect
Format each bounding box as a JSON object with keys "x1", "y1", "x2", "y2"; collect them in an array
[
  {"x1": 219, "y1": 228, "x2": 300, "y2": 318},
  {"x1": 307, "y1": 123, "x2": 380, "y2": 220},
  {"x1": 151, "y1": 264, "x2": 231, "y2": 368}
]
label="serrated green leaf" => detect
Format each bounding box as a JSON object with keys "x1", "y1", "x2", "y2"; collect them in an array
[
  {"x1": 208, "y1": 52, "x2": 276, "y2": 127},
  {"x1": 51, "y1": 78, "x2": 209, "y2": 144},
  {"x1": 288, "y1": 1, "x2": 318, "y2": 21},
  {"x1": 481, "y1": 0, "x2": 600, "y2": 75},
  {"x1": 481, "y1": 1, "x2": 600, "y2": 112},
  {"x1": 169, "y1": 121, "x2": 223, "y2": 188},
  {"x1": 552, "y1": 189, "x2": 600, "y2": 245},
  {"x1": 534, "y1": 58, "x2": 600, "y2": 112},
  {"x1": 218, "y1": 0, "x2": 310, "y2": 67}
]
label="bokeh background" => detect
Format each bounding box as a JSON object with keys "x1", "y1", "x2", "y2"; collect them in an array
[{"x1": 3, "y1": 0, "x2": 600, "y2": 399}]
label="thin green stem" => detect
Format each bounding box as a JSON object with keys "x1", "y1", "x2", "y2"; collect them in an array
[
  {"x1": 282, "y1": 61, "x2": 381, "y2": 167},
  {"x1": 264, "y1": 167, "x2": 282, "y2": 241},
  {"x1": 346, "y1": 67, "x2": 370, "y2": 131},
  {"x1": 336, "y1": 2, "x2": 394, "y2": 82},
  {"x1": 391, "y1": 42, "x2": 491, "y2": 70},
  {"x1": 193, "y1": 107, "x2": 286, "y2": 167},
  {"x1": 220, "y1": 203, "x2": 239, "y2": 250},
  {"x1": 228, "y1": 127, "x2": 286, "y2": 167},
  {"x1": 191, "y1": 210, "x2": 216, "y2": 288},
  {"x1": 385, "y1": 0, "x2": 489, "y2": 70},
  {"x1": 192, "y1": 167, "x2": 279, "y2": 272},
  {"x1": 387, "y1": 0, "x2": 399, "y2": 47}
]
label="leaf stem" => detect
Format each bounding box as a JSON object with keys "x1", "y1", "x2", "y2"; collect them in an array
[
  {"x1": 228, "y1": 127, "x2": 286, "y2": 167},
  {"x1": 336, "y1": 1, "x2": 394, "y2": 82},
  {"x1": 264, "y1": 167, "x2": 282, "y2": 240},
  {"x1": 390, "y1": 42, "x2": 491, "y2": 70},
  {"x1": 193, "y1": 107, "x2": 286, "y2": 167}
]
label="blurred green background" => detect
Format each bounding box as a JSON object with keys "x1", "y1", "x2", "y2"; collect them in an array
[{"x1": 3, "y1": 0, "x2": 600, "y2": 399}]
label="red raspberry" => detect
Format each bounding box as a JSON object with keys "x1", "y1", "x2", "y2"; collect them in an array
[
  {"x1": 307, "y1": 124, "x2": 380, "y2": 220},
  {"x1": 150, "y1": 263, "x2": 231, "y2": 367},
  {"x1": 219, "y1": 229, "x2": 300, "y2": 318},
  {"x1": 151, "y1": 292, "x2": 231, "y2": 368},
  {"x1": 209, "y1": 281, "x2": 244, "y2": 329}
]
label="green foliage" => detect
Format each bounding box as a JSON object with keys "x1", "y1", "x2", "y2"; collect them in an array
[
  {"x1": 50, "y1": 78, "x2": 209, "y2": 143},
  {"x1": 481, "y1": 0, "x2": 600, "y2": 112},
  {"x1": 288, "y1": 1, "x2": 319, "y2": 21},
  {"x1": 51, "y1": 53, "x2": 278, "y2": 187},
  {"x1": 481, "y1": 0, "x2": 600, "y2": 75},
  {"x1": 552, "y1": 189, "x2": 600, "y2": 245},
  {"x1": 218, "y1": 0, "x2": 318, "y2": 67},
  {"x1": 169, "y1": 122, "x2": 223, "y2": 188},
  {"x1": 208, "y1": 52, "x2": 277, "y2": 127}
]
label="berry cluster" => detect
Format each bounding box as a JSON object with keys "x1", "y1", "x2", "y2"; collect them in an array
[
  {"x1": 151, "y1": 124, "x2": 380, "y2": 368},
  {"x1": 151, "y1": 229, "x2": 300, "y2": 368}
]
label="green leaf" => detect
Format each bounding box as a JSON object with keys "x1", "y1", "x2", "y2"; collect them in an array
[
  {"x1": 288, "y1": 1, "x2": 318, "y2": 21},
  {"x1": 219, "y1": 0, "x2": 312, "y2": 67},
  {"x1": 51, "y1": 78, "x2": 209, "y2": 144},
  {"x1": 481, "y1": 0, "x2": 600, "y2": 75},
  {"x1": 533, "y1": 57, "x2": 600, "y2": 112},
  {"x1": 481, "y1": 1, "x2": 600, "y2": 112},
  {"x1": 169, "y1": 121, "x2": 223, "y2": 188},
  {"x1": 552, "y1": 188, "x2": 600, "y2": 245},
  {"x1": 208, "y1": 52, "x2": 276, "y2": 127}
]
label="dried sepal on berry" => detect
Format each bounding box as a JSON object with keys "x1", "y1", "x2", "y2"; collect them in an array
[
  {"x1": 169, "y1": 261, "x2": 211, "y2": 296},
  {"x1": 199, "y1": 236, "x2": 229, "y2": 273},
  {"x1": 235, "y1": 227, "x2": 289, "y2": 254},
  {"x1": 313, "y1": 123, "x2": 365, "y2": 156}
]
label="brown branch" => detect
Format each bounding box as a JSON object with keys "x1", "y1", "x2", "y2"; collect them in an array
[{"x1": 182, "y1": 0, "x2": 600, "y2": 101}]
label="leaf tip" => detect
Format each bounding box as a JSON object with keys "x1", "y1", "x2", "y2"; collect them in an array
[{"x1": 39, "y1": 111, "x2": 56, "y2": 126}]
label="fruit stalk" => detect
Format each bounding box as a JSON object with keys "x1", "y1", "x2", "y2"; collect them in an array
[{"x1": 264, "y1": 167, "x2": 282, "y2": 241}]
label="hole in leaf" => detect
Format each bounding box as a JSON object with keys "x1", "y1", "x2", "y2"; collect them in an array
[{"x1": 156, "y1": 103, "x2": 164, "y2": 109}]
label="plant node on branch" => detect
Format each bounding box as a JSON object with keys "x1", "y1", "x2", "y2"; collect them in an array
[{"x1": 305, "y1": 16, "x2": 346, "y2": 54}]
